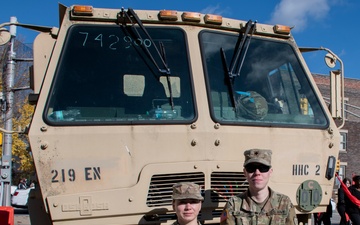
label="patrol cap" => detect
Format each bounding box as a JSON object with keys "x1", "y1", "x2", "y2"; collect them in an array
[
  {"x1": 244, "y1": 149, "x2": 272, "y2": 167},
  {"x1": 172, "y1": 182, "x2": 204, "y2": 201}
]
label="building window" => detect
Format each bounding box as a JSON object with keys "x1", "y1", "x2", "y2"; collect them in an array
[
  {"x1": 339, "y1": 131, "x2": 348, "y2": 151},
  {"x1": 335, "y1": 165, "x2": 346, "y2": 188}
]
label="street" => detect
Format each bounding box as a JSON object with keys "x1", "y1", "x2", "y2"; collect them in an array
[
  {"x1": 14, "y1": 208, "x2": 30, "y2": 225},
  {"x1": 331, "y1": 210, "x2": 342, "y2": 225}
]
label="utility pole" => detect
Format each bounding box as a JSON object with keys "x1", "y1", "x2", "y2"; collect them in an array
[
  {"x1": 0, "y1": 16, "x2": 17, "y2": 206},
  {"x1": 0, "y1": 16, "x2": 52, "y2": 207}
]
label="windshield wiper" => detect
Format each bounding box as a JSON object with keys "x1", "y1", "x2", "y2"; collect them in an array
[
  {"x1": 159, "y1": 42, "x2": 175, "y2": 109},
  {"x1": 119, "y1": 8, "x2": 174, "y2": 109},
  {"x1": 119, "y1": 8, "x2": 170, "y2": 76},
  {"x1": 221, "y1": 20, "x2": 257, "y2": 109}
]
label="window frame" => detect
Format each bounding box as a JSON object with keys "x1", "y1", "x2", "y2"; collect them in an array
[
  {"x1": 43, "y1": 24, "x2": 197, "y2": 126},
  {"x1": 199, "y1": 29, "x2": 329, "y2": 129},
  {"x1": 339, "y1": 130, "x2": 348, "y2": 152}
]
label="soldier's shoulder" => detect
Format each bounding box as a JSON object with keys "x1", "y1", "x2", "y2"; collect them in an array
[
  {"x1": 226, "y1": 192, "x2": 247, "y2": 205},
  {"x1": 271, "y1": 190, "x2": 293, "y2": 206},
  {"x1": 272, "y1": 190, "x2": 291, "y2": 200}
]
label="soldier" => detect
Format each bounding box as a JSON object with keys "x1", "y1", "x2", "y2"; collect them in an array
[
  {"x1": 220, "y1": 149, "x2": 298, "y2": 225},
  {"x1": 345, "y1": 175, "x2": 360, "y2": 225},
  {"x1": 172, "y1": 182, "x2": 204, "y2": 225},
  {"x1": 337, "y1": 177, "x2": 351, "y2": 225}
]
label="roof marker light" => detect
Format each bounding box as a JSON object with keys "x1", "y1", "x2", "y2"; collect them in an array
[
  {"x1": 204, "y1": 14, "x2": 222, "y2": 25},
  {"x1": 72, "y1": 5, "x2": 93, "y2": 16},
  {"x1": 182, "y1": 12, "x2": 201, "y2": 22},
  {"x1": 274, "y1": 24, "x2": 291, "y2": 34},
  {"x1": 159, "y1": 10, "x2": 178, "y2": 21}
]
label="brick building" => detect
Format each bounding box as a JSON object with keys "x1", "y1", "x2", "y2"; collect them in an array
[{"x1": 314, "y1": 74, "x2": 360, "y2": 186}]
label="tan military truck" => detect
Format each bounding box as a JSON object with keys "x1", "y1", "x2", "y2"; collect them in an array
[{"x1": 23, "y1": 4, "x2": 344, "y2": 225}]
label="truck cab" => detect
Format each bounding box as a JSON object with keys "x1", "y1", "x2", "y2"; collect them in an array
[{"x1": 27, "y1": 4, "x2": 343, "y2": 225}]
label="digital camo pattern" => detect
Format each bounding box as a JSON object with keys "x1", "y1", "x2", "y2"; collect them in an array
[
  {"x1": 172, "y1": 182, "x2": 204, "y2": 200},
  {"x1": 171, "y1": 221, "x2": 201, "y2": 225},
  {"x1": 243, "y1": 149, "x2": 272, "y2": 167},
  {"x1": 236, "y1": 91, "x2": 268, "y2": 120},
  {"x1": 220, "y1": 188, "x2": 298, "y2": 225}
]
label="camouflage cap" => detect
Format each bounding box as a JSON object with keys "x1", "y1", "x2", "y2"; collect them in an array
[
  {"x1": 244, "y1": 149, "x2": 272, "y2": 167},
  {"x1": 236, "y1": 91, "x2": 268, "y2": 120},
  {"x1": 172, "y1": 182, "x2": 204, "y2": 201}
]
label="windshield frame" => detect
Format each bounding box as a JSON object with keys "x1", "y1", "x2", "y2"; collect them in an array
[
  {"x1": 43, "y1": 24, "x2": 197, "y2": 126},
  {"x1": 199, "y1": 29, "x2": 329, "y2": 129}
]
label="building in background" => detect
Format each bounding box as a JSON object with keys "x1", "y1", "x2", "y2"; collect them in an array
[{"x1": 314, "y1": 74, "x2": 360, "y2": 188}]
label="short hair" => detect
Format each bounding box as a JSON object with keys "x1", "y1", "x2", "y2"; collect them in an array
[
  {"x1": 353, "y1": 175, "x2": 360, "y2": 182},
  {"x1": 343, "y1": 177, "x2": 351, "y2": 184}
]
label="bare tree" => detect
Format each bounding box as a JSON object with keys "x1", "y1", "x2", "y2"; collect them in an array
[{"x1": 0, "y1": 35, "x2": 34, "y2": 184}]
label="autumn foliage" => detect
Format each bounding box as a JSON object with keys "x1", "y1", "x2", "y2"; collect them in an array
[{"x1": 12, "y1": 98, "x2": 35, "y2": 175}]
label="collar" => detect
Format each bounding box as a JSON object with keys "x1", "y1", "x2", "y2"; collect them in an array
[{"x1": 241, "y1": 187, "x2": 274, "y2": 213}]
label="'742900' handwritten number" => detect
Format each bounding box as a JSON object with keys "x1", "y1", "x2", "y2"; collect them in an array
[{"x1": 79, "y1": 32, "x2": 152, "y2": 50}]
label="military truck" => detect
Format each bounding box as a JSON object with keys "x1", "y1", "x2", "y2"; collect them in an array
[{"x1": 8, "y1": 4, "x2": 346, "y2": 225}]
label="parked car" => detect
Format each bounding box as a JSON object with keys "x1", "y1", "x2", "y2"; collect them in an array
[
  {"x1": 0, "y1": 185, "x2": 17, "y2": 200},
  {"x1": 11, "y1": 187, "x2": 34, "y2": 208},
  {"x1": 11, "y1": 185, "x2": 17, "y2": 195}
]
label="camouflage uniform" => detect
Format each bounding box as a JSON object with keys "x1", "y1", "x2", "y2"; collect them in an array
[
  {"x1": 236, "y1": 91, "x2": 268, "y2": 120},
  {"x1": 220, "y1": 187, "x2": 297, "y2": 225},
  {"x1": 220, "y1": 149, "x2": 298, "y2": 225},
  {"x1": 172, "y1": 221, "x2": 201, "y2": 225}
]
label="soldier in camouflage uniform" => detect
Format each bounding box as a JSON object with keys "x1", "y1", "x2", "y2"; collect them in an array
[
  {"x1": 172, "y1": 182, "x2": 204, "y2": 225},
  {"x1": 220, "y1": 149, "x2": 298, "y2": 225}
]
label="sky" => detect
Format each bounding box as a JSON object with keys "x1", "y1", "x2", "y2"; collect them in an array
[{"x1": 1, "y1": 0, "x2": 359, "y2": 79}]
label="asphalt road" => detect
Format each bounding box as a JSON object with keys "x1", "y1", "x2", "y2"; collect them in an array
[
  {"x1": 14, "y1": 208, "x2": 30, "y2": 225},
  {"x1": 331, "y1": 210, "x2": 342, "y2": 225},
  {"x1": 14, "y1": 209, "x2": 343, "y2": 225}
]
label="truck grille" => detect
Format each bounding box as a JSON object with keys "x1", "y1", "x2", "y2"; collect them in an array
[
  {"x1": 146, "y1": 172, "x2": 205, "y2": 207},
  {"x1": 210, "y1": 171, "x2": 247, "y2": 202},
  {"x1": 146, "y1": 171, "x2": 247, "y2": 207}
]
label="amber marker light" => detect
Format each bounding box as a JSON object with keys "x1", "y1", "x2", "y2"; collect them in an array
[
  {"x1": 182, "y1": 12, "x2": 201, "y2": 22},
  {"x1": 72, "y1": 5, "x2": 93, "y2": 16},
  {"x1": 204, "y1": 14, "x2": 222, "y2": 25},
  {"x1": 274, "y1": 24, "x2": 291, "y2": 34},
  {"x1": 159, "y1": 10, "x2": 178, "y2": 21}
]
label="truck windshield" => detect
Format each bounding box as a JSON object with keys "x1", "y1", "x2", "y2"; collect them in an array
[
  {"x1": 45, "y1": 25, "x2": 195, "y2": 125},
  {"x1": 200, "y1": 30, "x2": 328, "y2": 128}
]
